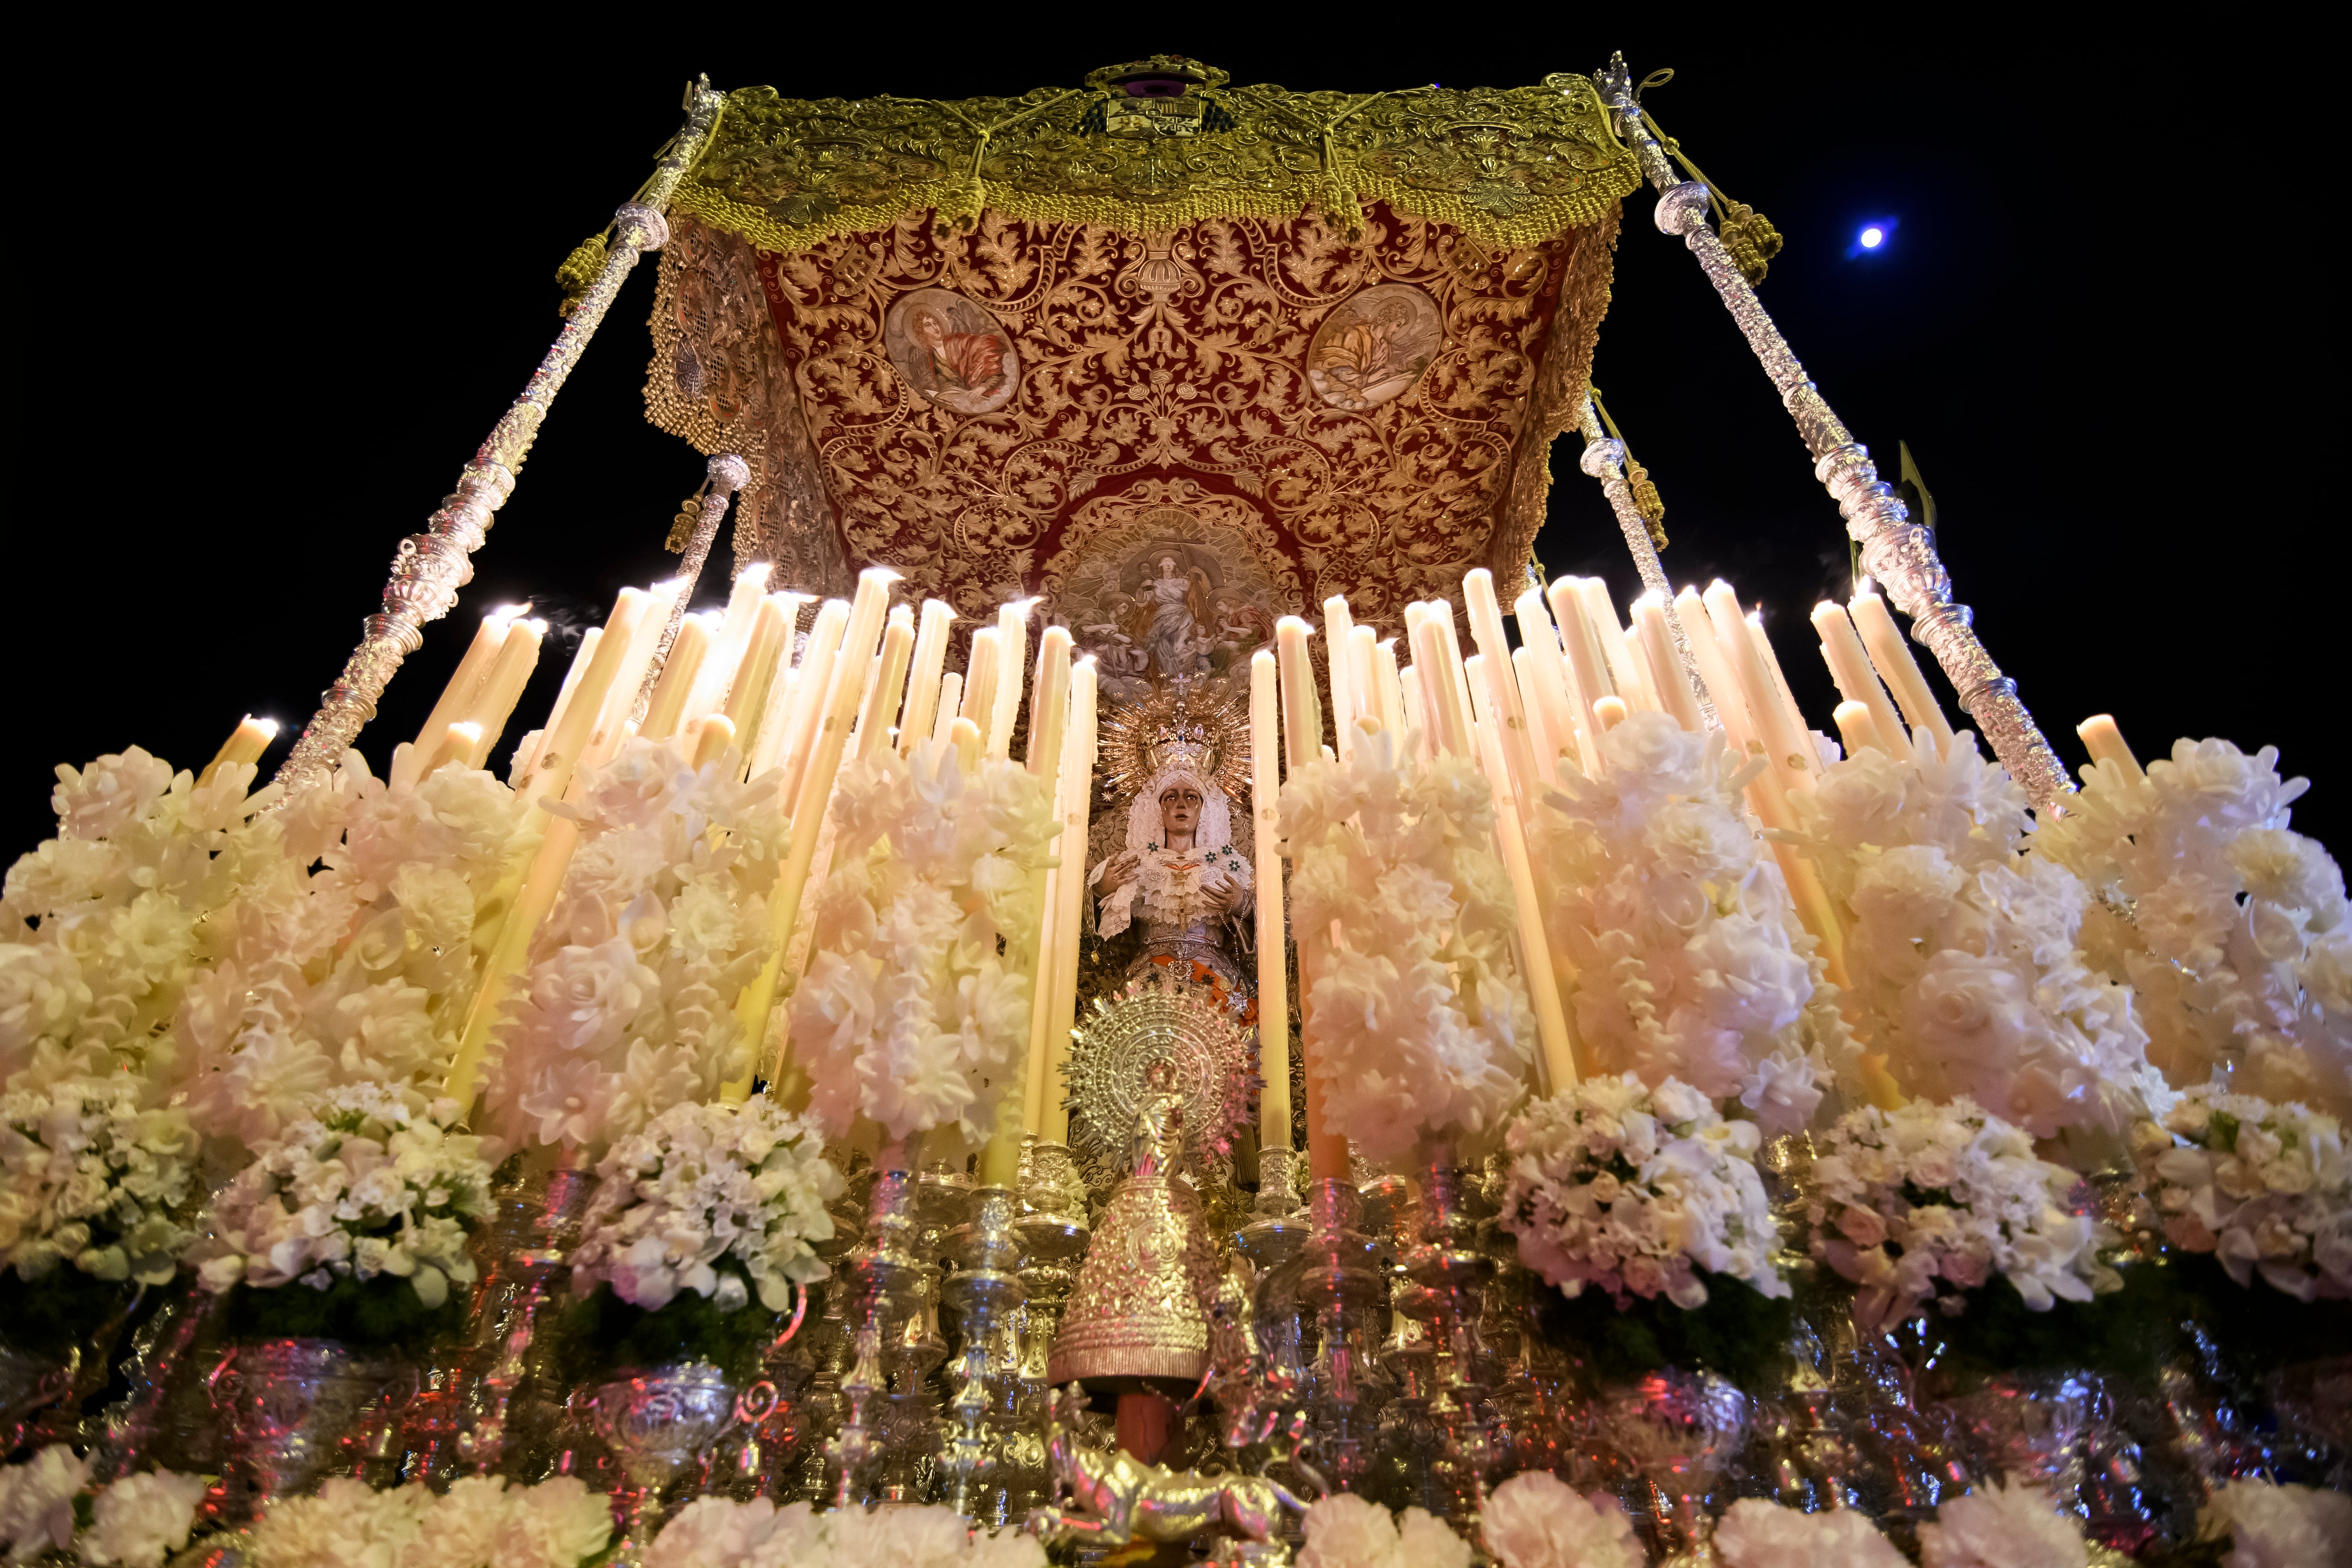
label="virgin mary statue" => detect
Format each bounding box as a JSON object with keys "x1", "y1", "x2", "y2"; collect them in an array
[{"x1": 1090, "y1": 748, "x2": 1252, "y2": 990}]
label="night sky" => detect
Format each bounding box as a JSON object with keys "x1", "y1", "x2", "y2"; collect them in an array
[{"x1": 14, "y1": 33, "x2": 2338, "y2": 859}]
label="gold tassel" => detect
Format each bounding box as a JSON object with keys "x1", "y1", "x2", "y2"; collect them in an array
[
  {"x1": 1317, "y1": 175, "x2": 1366, "y2": 243},
  {"x1": 1627, "y1": 458, "x2": 1668, "y2": 549},
  {"x1": 1717, "y1": 200, "x2": 1783, "y2": 287},
  {"x1": 664, "y1": 497, "x2": 705, "y2": 553},
  {"x1": 554, "y1": 232, "x2": 609, "y2": 319}
]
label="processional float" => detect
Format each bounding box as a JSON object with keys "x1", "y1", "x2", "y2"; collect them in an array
[{"x1": 3, "y1": 53, "x2": 2346, "y2": 1568}]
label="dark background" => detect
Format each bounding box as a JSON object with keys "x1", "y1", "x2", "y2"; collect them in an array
[{"x1": 12, "y1": 29, "x2": 2339, "y2": 856}]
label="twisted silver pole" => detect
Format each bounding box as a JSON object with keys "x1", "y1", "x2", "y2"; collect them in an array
[
  {"x1": 1593, "y1": 55, "x2": 2071, "y2": 813},
  {"x1": 276, "y1": 78, "x2": 729, "y2": 794},
  {"x1": 641, "y1": 452, "x2": 753, "y2": 701},
  {"x1": 1573, "y1": 397, "x2": 1717, "y2": 727}
]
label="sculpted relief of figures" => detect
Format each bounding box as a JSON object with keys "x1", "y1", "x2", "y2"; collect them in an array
[{"x1": 754, "y1": 205, "x2": 1582, "y2": 627}]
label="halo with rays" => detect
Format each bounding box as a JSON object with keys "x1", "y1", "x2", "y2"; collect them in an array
[{"x1": 1095, "y1": 678, "x2": 1254, "y2": 811}]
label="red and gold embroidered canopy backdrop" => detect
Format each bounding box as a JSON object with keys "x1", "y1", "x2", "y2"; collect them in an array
[{"x1": 644, "y1": 58, "x2": 1639, "y2": 644}]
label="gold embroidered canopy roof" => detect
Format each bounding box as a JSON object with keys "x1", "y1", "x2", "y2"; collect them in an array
[
  {"x1": 671, "y1": 60, "x2": 1639, "y2": 256},
  {"x1": 645, "y1": 60, "x2": 1639, "y2": 632}
]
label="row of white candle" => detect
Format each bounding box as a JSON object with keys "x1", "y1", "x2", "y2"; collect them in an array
[{"x1": 1246, "y1": 559, "x2": 1997, "y2": 1166}]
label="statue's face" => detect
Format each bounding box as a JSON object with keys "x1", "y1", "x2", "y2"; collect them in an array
[
  {"x1": 1159, "y1": 783, "x2": 1203, "y2": 837},
  {"x1": 1158, "y1": 557, "x2": 1177, "y2": 578}
]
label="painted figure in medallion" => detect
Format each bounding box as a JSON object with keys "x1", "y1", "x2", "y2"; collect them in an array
[
  {"x1": 1306, "y1": 283, "x2": 1444, "y2": 411},
  {"x1": 884, "y1": 287, "x2": 1020, "y2": 414}
]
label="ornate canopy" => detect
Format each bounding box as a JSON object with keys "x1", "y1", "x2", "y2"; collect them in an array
[{"x1": 644, "y1": 59, "x2": 1638, "y2": 634}]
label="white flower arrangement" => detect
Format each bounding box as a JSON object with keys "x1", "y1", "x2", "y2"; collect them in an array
[
  {"x1": 1711, "y1": 1498, "x2": 1907, "y2": 1568},
  {"x1": 1278, "y1": 728, "x2": 1534, "y2": 1162},
  {"x1": 2194, "y1": 1476, "x2": 2352, "y2": 1568},
  {"x1": 647, "y1": 1495, "x2": 1046, "y2": 1568},
  {"x1": 0, "y1": 1450, "x2": 208, "y2": 1568},
  {"x1": 1478, "y1": 1470, "x2": 1643, "y2": 1568},
  {"x1": 1534, "y1": 711, "x2": 1849, "y2": 1134},
  {"x1": 1, "y1": 1080, "x2": 197, "y2": 1288},
  {"x1": 2, "y1": 746, "x2": 278, "y2": 1099},
  {"x1": 1500, "y1": 1073, "x2": 1788, "y2": 1309},
  {"x1": 485, "y1": 733, "x2": 787, "y2": 1155},
  {"x1": 2038, "y1": 736, "x2": 2352, "y2": 1120},
  {"x1": 569, "y1": 1097, "x2": 838, "y2": 1315},
  {"x1": 1796, "y1": 728, "x2": 2158, "y2": 1138},
  {"x1": 1810, "y1": 1097, "x2": 2116, "y2": 1332},
  {"x1": 170, "y1": 748, "x2": 532, "y2": 1146},
  {"x1": 241, "y1": 1473, "x2": 614, "y2": 1568},
  {"x1": 787, "y1": 739, "x2": 1055, "y2": 1146},
  {"x1": 1296, "y1": 1492, "x2": 1472, "y2": 1568},
  {"x1": 2137, "y1": 1083, "x2": 2351, "y2": 1301},
  {"x1": 1916, "y1": 1479, "x2": 2090, "y2": 1568},
  {"x1": 193, "y1": 1082, "x2": 493, "y2": 1313}
]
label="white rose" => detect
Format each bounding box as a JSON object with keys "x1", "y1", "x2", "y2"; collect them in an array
[
  {"x1": 1684, "y1": 912, "x2": 1812, "y2": 1037},
  {"x1": 1851, "y1": 844, "x2": 1965, "y2": 938},
  {"x1": 1600, "y1": 710, "x2": 1708, "y2": 790},
  {"x1": 1644, "y1": 799, "x2": 1758, "y2": 883},
  {"x1": 518, "y1": 939, "x2": 657, "y2": 1055}
]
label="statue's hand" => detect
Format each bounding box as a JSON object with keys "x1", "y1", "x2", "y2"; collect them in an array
[
  {"x1": 1201, "y1": 870, "x2": 1248, "y2": 913},
  {"x1": 1103, "y1": 850, "x2": 1143, "y2": 889}
]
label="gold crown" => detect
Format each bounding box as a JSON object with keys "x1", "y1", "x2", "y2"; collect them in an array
[
  {"x1": 1099, "y1": 684, "x2": 1251, "y2": 810},
  {"x1": 1084, "y1": 56, "x2": 1231, "y2": 93}
]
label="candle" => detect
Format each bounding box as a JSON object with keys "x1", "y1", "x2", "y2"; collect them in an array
[
  {"x1": 521, "y1": 626, "x2": 599, "y2": 786},
  {"x1": 462, "y1": 617, "x2": 546, "y2": 768},
  {"x1": 1577, "y1": 578, "x2": 1655, "y2": 712},
  {"x1": 1833, "y1": 700, "x2": 1884, "y2": 758},
  {"x1": 1592, "y1": 694, "x2": 1628, "y2": 732},
  {"x1": 1463, "y1": 569, "x2": 1541, "y2": 804},
  {"x1": 199, "y1": 714, "x2": 280, "y2": 787},
  {"x1": 640, "y1": 611, "x2": 710, "y2": 743},
  {"x1": 773, "y1": 599, "x2": 850, "y2": 810},
  {"x1": 1018, "y1": 629, "x2": 1075, "y2": 1138},
  {"x1": 1401, "y1": 669, "x2": 1428, "y2": 758},
  {"x1": 1429, "y1": 598, "x2": 1478, "y2": 744},
  {"x1": 1629, "y1": 594, "x2": 1703, "y2": 735},
  {"x1": 1810, "y1": 600, "x2": 1908, "y2": 756},
  {"x1": 1511, "y1": 647, "x2": 1564, "y2": 786},
  {"x1": 1249, "y1": 649, "x2": 1291, "y2": 1150},
  {"x1": 1409, "y1": 613, "x2": 1471, "y2": 757},
  {"x1": 1748, "y1": 611, "x2": 1812, "y2": 763},
  {"x1": 950, "y1": 714, "x2": 982, "y2": 772},
  {"x1": 1275, "y1": 617, "x2": 1321, "y2": 770},
  {"x1": 1515, "y1": 585, "x2": 1594, "y2": 778},
  {"x1": 1546, "y1": 577, "x2": 1616, "y2": 739},
  {"x1": 960, "y1": 627, "x2": 1001, "y2": 742},
  {"x1": 989, "y1": 599, "x2": 1037, "y2": 761},
  {"x1": 1322, "y1": 595, "x2": 1358, "y2": 763},
  {"x1": 1467, "y1": 657, "x2": 1579, "y2": 1093},
  {"x1": 685, "y1": 563, "x2": 774, "y2": 722},
  {"x1": 931, "y1": 672, "x2": 964, "y2": 748},
  {"x1": 1702, "y1": 582, "x2": 1814, "y2": 798},
  {"x1": 448, "y1": 586, "x2": 660, "y2": 1108},
  {"x1": 424, "y1": 722, "x2": 481, "y2": 777},
  {"x1": 410, "y1": 607, "x2": 522, "y2": 784},
  {"x1": 1373, "y1": 637, "x2": 1406, "y2": 741},
  {"x1": 755, "y1": 568, "x2": 895, "y2": 1090},
  {"x1": 898, "y1": 600, "x2": 957, "y2": 757},
  {"x1": 1849, "y1": 590, "x2": 1955, "y2": 756},
  {"x1": 1042, "y1": 656, "x2": 1098, "y2": 1146},
  {"x1": 1275, "y1": 618, "x2": 1349, "y2": 1182},
  {"x1": 853, "y1": 605, "x2": 917, "y2": 759},
  {"x1": 692, "y1": 713, "x2": 736, "y2": 770},
  {"x1": 1348, "y1": 625, "x2": 1377, "y2": 728},
  {"x1": 512, "y1": 588, "x2": 649, "y2": 820},
  {"x1": 743, "y1": 594, "x2": 813, "y2": 778},
  {"x1": 1676, "y1": 587, "x2": 1761, "y2": 760},
  {"x1": 584, "y1": 580, "x2": 684, "y2": 773},
  {"x1": 2077, "y1": 714, "x2": 2145, "y2": 784},
  {"x1": 723, "y1": 595, "x2": 794, "y2": 750}
]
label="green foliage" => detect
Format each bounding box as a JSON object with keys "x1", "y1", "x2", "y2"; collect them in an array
[
  {"x1": 1931, "y1": 1258, "x2": 2181, "y2": 1389},
  {"x1": 1537, "y1": 1270, "x2": 1792, "y2": 1389},
  {"x1": 2170, "y1": 1253, "x2": 2352, "y2": 1377},
  {"x1": 5, "y1": 1266, "x2": 141, "y2": 1359},
  {"x1": 224, "y1": 1275, "x2": 467, "y2": 1358},
  {"x1": 556, "y1": 1270, "x2": 785, "y2": 1385}
]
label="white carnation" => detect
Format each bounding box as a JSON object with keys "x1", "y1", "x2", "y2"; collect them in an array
[
  {"x1": 1712, "y1": 1498, "x2": 1906, "y2": 1568},
  {"x1": 2198, "y1": 1477, "x2": 2352, "y2": 1568},
  {"x1": 1917, "y1": 1480, "x2": 2087, "y2": 1568},
  {"x1": 1480, "y1": 1469, "x2": 1641, "y2": 1568},
  {"x1": 80, "y1": 1467, "x2": 209, "y2": 1567}
]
